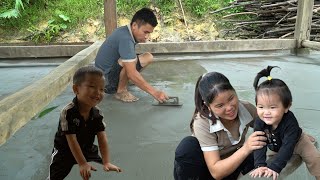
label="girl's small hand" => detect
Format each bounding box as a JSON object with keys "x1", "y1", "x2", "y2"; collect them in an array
[
  {"x1": 244, "y1": 131, "x2": 266, "y2": 152},
  {"x1": 249, "y1": 167, "x2": 268, "y2": 178},
  {"x1": 103, "y1": 163, "x2": 122, "y2": 172},
  {"x1": 264, "y1": 168, "x2": 279, "y2": 180}
]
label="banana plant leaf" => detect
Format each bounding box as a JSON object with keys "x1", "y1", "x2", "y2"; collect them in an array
[{"x1": 36, "y1": 105, "x2": 59, "y2": 119}]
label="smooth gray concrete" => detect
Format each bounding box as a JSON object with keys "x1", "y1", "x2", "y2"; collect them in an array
[
  {"x1": 0, "y1": 53, "x2": 320, "y2": 180},
  {"x1": 0, "y1": 58, "x2": 67, "y2": 101}
]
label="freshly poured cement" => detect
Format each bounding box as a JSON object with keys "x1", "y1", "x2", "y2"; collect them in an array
[
  {"x1": 0, "y1": 52, "x2": 319, "y2": 180},
  {"x1": 0, "y1": 58, "x2": 67, "y2": 100}
]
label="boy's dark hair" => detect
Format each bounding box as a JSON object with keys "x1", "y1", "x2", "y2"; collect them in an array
[
  {"x1": 131, "y1": 7, "x2": 158, "y2": 27},
  {"x1": 190, "y1": 72, "x2": 235, "y2": 132},
  {"x1": 253, "y1": 66, "x2": 292, "y2": 108},
  {"x1": 73, "y1": 66, "x2": 104, "y2": 85}
]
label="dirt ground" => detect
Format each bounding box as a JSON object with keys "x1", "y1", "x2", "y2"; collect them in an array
[
  {"x1": 0, "y1": 12, "x2": 221, "y2": 44},
  {"x1": 55, "y1": 13, "x2": 221, "y2": 43}
]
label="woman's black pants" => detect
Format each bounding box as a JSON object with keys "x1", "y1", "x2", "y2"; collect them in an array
[{"x1": 174, "y1": 136, "x2": 254, "y2": 180}]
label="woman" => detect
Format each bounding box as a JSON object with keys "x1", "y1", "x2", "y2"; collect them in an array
[{"x1": 174, "y1": 72, "x2": 267, "y2": 180}]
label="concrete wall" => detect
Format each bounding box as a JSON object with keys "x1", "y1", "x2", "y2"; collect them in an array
[
  {"x1": 136, "y1": 39, "x2": 296, "y2": 54},
  {"x1": 0, "y1": 44, "x2": 90, "y2": 58},
  {"x1": 0, "y1": 39, "x2": 296, "y2": 59}
]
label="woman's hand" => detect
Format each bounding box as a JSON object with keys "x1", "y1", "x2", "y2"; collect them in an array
[
  {"x1": 243, "y1": 131, "x2": 266, "y2": 152},
  {"x1": 264, "y1": 167, "x2": 279, "y2": 180},
  {"x1": 249, "y1": 167, "x2": 268, "y2": 178}
]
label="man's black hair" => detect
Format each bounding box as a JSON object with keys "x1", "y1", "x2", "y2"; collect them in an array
[{"x1": 131, "y1": 7, "x2": 158, "y2": 27}]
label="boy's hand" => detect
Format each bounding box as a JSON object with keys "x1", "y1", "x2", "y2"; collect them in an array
[
  {"x1": 79, "y1": 163, "x2": 97, "y2": 180},
  {"x1": 249, "y1": 166, "x2": 268, "y2": 178},
  {"x1": 103, "y1": 163, "x2": 122, "y2": 172}
]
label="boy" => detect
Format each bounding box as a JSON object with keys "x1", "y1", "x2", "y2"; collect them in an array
[{"x1": 47, "y1": 66, "x2": 121, "y2": 180}]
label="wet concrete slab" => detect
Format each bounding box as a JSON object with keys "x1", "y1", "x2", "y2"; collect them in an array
[
  {"x1": 0, "y1": 52, "x2": 320, "y2": 180},
  {"x1": 0, "y1": 58, "x2": 68, "y2": 100}
]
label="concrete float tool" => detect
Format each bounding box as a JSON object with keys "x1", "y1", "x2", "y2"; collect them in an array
[{"x1": 152, "y1": 96, "x2": 183, "y2": 106}]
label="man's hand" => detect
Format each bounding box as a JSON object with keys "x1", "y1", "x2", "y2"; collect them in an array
[
  {"x1": 153, "y1": 90, "x2": 169, "y2": 103},
  {"x1": 79, "y1": 163, "x2": 96, "y2": 180},
  {"x1": 103, "y1": 162, "x2": 122, "y2": 172}
]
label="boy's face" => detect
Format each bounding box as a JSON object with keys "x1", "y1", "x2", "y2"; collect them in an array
[
  {"x1": 73, "y1": 74, "x2": 105, "y2": 108},
  {"x1": 256, "y1": 93, "x2": 290, "y2": 129}
]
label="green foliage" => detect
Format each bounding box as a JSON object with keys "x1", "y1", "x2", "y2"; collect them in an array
[
  {"x1": 0, "y1": 0, "x2": 247, "y2": 42},
  {"x1": 183, "y1": 0, "x2": 216, "y2": 17},
  {"x1": 26, "y1": 12, "x2": 71, "y2": 43},
  {"x1": 153, "y1": 0, "x2": 176, "y2": 16},
  {"x1": 33, "y1": 105, "x2": 59, "y2": 119},
  {"x1": 117, "y1": 0, "x2": 150, "y2": 14},
  {"x1": 183, "y1": 0, "x2": 238, "y2": 17},
  {"x1": 0, "y1": 0, "x2": 25, "y2": 19}
]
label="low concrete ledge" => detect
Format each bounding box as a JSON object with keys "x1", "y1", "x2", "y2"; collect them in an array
[
  {"x1": 1, "y1": 39, "x2": 296, "y2": 59},
  {"x1": 136, "y1": 39, "x2": 297, "y2": 54},
  {"x1": 0, "y1": 41, "x2": 101, "y2": 146},
  {"x1": 0, "y1": 44, "x2": 91, "y2": 58}
]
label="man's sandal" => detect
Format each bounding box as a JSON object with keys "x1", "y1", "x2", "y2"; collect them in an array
[{"x1": 114, "y1": 91, "x2": 139, "y2": 102}]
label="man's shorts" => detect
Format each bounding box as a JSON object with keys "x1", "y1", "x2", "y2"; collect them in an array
[{"x1": 105, "y1": 55, "x2": 143, "y2": 94}]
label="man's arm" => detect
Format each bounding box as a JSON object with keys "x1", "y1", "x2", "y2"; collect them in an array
[
  {"x1": 122, "y1": 61, "x2": 167, "y2": 102},
  {"x1": 66, "y1": 134, "x2": 96, "y2": 179}
]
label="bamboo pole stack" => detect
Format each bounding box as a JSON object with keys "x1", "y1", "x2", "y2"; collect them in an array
[{"x1": 211, "y1": 0, "x2": 320, "y2": 41}]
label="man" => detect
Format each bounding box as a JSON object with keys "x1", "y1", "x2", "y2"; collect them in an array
[{"x1": 95, "y1": 8, "x2": 168, "y2": 103}]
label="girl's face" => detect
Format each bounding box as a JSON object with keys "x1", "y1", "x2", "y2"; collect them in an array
[
  {"x1": 209, "y1": 90, "x2": 239, "y2": 121},
  {"x1": 256, "y1": 93, "x2": 290, "y2": 129}
]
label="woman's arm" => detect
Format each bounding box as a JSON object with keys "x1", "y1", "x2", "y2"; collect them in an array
[{"x1": 205, "y1": 131, "x2": 266, "y2": 179}]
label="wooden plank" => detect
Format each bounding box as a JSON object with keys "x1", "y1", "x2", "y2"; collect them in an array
[
  {"x1": 302, "y1": 40, "x2": 320, "y2": 50},
  {"x1": 294, "y1": 0, "x2": 314, "y2": 48},
  {"x1": 104, "y1": 0, "x2": 117, "y2": 37}
]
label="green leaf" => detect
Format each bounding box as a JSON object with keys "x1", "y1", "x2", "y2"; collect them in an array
[
  {"x1": 48, "y1": 19, "x2": 55, "y2": 24},
  {"x1": 37, "y1": 105, "x2": 59, "y2": 119},
  {"x1": 58, "y1": 14, "x2": 71, "y2": 22},
  {"x1": 15, "y1": 0, "x2": 24, "y2": 10},
  {"x1": 60, "y1": 24, "x2": 67, "y2": 29},
  {"x1": 0, "y1": 9, "x2": 20, "y2": 19}
]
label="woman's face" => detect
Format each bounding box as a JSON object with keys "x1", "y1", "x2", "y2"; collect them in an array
[{"x1": 209, "y1": 90, "x2": 239, "y2": 121}]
